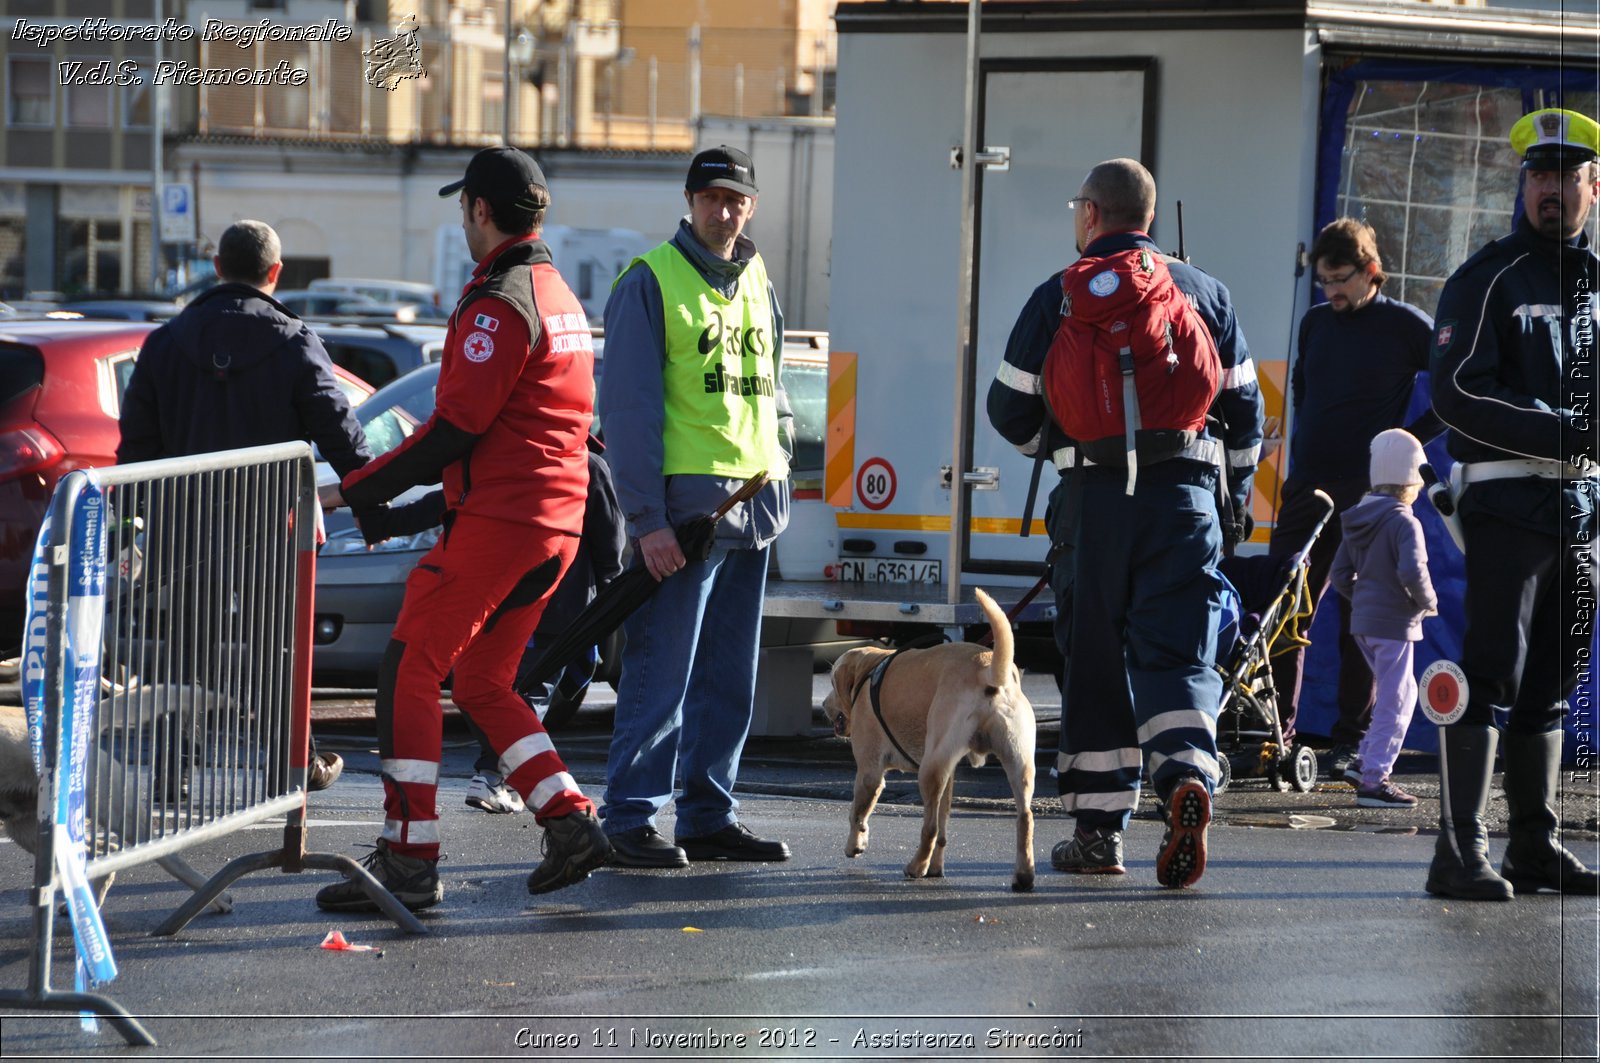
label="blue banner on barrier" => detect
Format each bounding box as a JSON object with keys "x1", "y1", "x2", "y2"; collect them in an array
[
  {"x1": 22, "y1": 512, "x2": 49, "y2": 772},
  {"x1": 21, "y1": 482, "x2": 119, "y2": 1020}
]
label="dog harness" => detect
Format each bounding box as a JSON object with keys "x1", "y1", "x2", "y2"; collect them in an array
[{"x1": 848, "y1": 634, "x2": 949, "y2": 771}]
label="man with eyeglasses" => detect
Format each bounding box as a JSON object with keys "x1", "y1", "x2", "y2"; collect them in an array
[
  {"x1": 1426, "y1": 107, "x2": 1600, "y2": 901},
  {"x1": 987, "y1": 158, "x2": 1263, "y2": 887},
  {"x1": 1267, "y1": 218, "x2": 1439, "y2": 784}
]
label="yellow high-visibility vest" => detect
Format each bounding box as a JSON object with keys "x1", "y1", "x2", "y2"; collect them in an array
[{"x1": 632, "y1": 242, "x2": 788, "y2": 479}]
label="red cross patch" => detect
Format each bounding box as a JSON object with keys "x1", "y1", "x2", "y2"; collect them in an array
[{"x1": 463, "y1": 331, "x2": 494, "y2": 363}]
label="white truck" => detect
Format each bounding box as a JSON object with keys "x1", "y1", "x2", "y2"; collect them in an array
[{"x1": 761, "y1": 0, "x2": 1597, "y2": 736}]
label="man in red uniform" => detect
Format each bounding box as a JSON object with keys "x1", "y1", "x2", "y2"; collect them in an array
[{"x1": 315, "y1": 147, "x2": 610, "y2": 912}]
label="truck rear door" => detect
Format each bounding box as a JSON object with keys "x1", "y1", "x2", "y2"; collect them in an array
[{"x1": 964, "y1": 59, "x2": 1153, "y2": 575}]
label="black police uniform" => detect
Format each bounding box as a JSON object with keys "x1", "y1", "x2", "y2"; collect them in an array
[{"x1": 1429, "y1": 213, "x2": 1600, "y2": 899}]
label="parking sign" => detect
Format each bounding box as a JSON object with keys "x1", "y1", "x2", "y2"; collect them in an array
[{"x1": 160, "y1": 182, "x2": 195, "y2": 243}]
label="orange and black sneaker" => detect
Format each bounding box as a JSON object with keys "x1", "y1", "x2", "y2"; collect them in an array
[{"x1": 1155, "y1": 775, "x2": 1211, "y2": 889}]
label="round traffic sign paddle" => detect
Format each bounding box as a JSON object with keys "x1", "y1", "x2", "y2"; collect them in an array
[{"x1": 1418, "y1": 660, "x2": 1469, "y2": 726}]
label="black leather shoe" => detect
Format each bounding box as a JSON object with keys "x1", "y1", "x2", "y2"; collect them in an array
[
  {"x1": 677, "y1": 822, "x2": 791, "y2": 862},
  {"x1": 607, "y1": 826, "x2": 688, "y2": 869}
]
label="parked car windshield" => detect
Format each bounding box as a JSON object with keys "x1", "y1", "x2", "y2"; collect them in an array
[
  {"x1": 355, "y1": 361, "x2": 437, "y2": 457},
  {"x1": 350, "y1": 332, "x2": 824, "y2": 468}
]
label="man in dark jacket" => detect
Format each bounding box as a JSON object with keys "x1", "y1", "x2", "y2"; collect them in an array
[
  {"x1": 987, "y1": 158, "x2": 1261, "y2": 889},
  {"x1": 1427, "y1": 108, "x2": 1600, "y2": 902},
  {"x1": 117, "y1": 218, "x2": 365, "y2": 791},
  {"x1": 1269, "y1": 218, "x2": 1438, "y2": 780}
]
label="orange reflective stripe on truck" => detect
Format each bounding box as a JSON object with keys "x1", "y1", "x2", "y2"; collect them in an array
[{"x1": 826, "y1": 351, "x2": 857, "y2": 507}]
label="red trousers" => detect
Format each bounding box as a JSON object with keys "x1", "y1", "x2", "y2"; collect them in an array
[{"x1": 376, "y1": 512, "x2": 588, "y2": 859}]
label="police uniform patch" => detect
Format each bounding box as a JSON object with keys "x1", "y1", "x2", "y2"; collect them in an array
[
  {"x1": 473, "y1": 313, "x2": 499, "y2": 332},
  {"x1": 463, "y1": 331, "x2": 495, "y2": 362},
  {"x1": 1435, "y1": 321, "x2": 1455, "y2": 353},
  {"x1": 1089, "y1": 270, "x2": 1120, "y2": 297}
]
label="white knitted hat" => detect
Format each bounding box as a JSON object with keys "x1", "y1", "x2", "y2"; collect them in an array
[{"x1": 1369, "y1": 428, "x2": 1425, "y2": 487}]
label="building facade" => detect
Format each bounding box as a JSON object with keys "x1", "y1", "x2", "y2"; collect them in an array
[{"x1": 0, "y1": 0, "x2": 836, "y2": 299}]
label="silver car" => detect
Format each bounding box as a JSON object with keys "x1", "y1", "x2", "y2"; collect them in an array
[{"x1": 310, "y1": 332, "x2": 849, "y2": 710}]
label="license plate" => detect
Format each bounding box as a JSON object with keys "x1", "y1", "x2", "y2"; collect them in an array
[{"x1": 834, "y1": 558, "x2": 942, "y2": 583}]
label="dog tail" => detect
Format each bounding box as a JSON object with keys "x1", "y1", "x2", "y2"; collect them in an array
[{"x1": 974, "y1": 587, "x2": 1015, "y2": 691}]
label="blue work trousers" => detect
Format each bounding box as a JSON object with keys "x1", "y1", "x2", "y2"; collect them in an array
[
  {"x1": 1058, "y1": 462, "x2": 1226, "y2": 833},
  {"x1": 600, "y1": 543, "x2": 769, "y2": 837}
]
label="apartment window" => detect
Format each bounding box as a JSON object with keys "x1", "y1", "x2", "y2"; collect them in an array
[
  {"x1": 123, "y1": 64, "x2": 154, "y2": 128},
  {"x1": 483, "y1": 74, "x2": 505, "y2": 140},
  {"x1": 66, "y1": 57, "x2": 113, "y2": 128},
  {"x1": 7, "y1": 56, "x2": 54, "y2": 127}
]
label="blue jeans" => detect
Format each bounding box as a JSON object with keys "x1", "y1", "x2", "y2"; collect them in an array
[{"x1": 600, "y1": 543, "x2": 768, "y2": 838}]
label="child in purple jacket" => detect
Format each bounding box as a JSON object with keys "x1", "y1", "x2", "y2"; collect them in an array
[{"x1": 1330, "y1": 429, "x2": 1438, "y2": 807}]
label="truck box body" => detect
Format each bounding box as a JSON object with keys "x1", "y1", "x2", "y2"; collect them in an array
[{"x1": 763, "y1": 0, "x2": 1597, "y2": 745}]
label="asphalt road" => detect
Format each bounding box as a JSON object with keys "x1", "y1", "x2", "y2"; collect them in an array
[{"x1": 1, "y1": 674, "x2": 1598, "y2": 1061}]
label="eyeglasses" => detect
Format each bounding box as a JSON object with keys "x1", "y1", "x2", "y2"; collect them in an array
[
  {"x1": 1068, "y1": 196, "x2": 1094, "y2": 211},
  {"x1": 1316, "y1": 268, "x2": 1359, "y2": 288}
]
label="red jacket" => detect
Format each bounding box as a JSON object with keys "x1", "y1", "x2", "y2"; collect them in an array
[{"x1": 341, "y1": 236, "x2": 594, "y2": 533}]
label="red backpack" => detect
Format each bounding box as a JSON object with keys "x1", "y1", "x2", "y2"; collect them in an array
[{"x1": 1041, "y1": 247, "x2": 1220, "y2": 493}]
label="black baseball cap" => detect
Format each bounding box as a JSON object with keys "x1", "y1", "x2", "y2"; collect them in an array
[
  {"x1": 686, "y1": 145, "x2": 758, "y2": 197},
  {"x1": 439, "y1": 146, "x2": 548, "y2": 210}
]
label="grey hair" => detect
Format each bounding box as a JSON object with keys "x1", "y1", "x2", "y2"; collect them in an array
[
  {"x1": 216, "y1": 220, "x2": 281, "y2": 286},
  {"x1": 1081, "y1": 158, "x2": 1157, "y2": 231}
]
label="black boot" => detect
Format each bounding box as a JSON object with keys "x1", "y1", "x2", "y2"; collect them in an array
[
  {"x1": 1500, "y1": 730, "x2": 1599, "y2": 895},
  {"x1": 1425, "y1": 725, "x2": 1513, "y2": 902}
]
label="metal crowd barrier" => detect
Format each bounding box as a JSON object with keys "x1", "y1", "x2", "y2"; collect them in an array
[{"x1": 0, "y1": 442, "x2": 421, "y2": 1048}]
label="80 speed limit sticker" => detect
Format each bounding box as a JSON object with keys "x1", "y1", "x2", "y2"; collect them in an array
[{"x1": 856, "y1": 457, "x2": 897, "y2": 511}]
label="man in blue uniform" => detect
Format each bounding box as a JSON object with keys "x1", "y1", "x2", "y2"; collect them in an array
[
  {"x1": 1428, "y1": 107, "x2": 1600, "y2": 901},
  {"x1": 1269, "y1": 218, "x2": 1438, "y2": 779},
  {"x1": 987, "y1": 158, "x2": 1263, "y2": 887}
]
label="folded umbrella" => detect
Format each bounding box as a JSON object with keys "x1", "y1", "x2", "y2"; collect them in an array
[{"x1": 518, "y1": 471, "x2": 770, "y2": 695}]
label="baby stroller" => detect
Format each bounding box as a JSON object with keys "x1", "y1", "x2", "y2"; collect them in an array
[{"x1": 1212, "y1": 489, "x2": 1337, "y2": 794}]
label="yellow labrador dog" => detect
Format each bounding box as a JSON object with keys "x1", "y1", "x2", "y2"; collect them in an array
[{"x1": 823, "y1": 588, "x2": 1035, "y2": 891}]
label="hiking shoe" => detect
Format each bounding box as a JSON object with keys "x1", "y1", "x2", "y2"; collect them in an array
[
  {"x1": 1356, "y1": 778, "x2": 1418, "y2": 808},
  {"x1": 1156, "y1": 776, "x2": 1211, "y2": 889},
  {"x1": 1326, "y1": 744, "x2": 1358, "y2": 782},
  {"x1": 1050, "y1": 829, "x2": 1126, "y2": 874},
  {"x1": 315, "y1": 839, "x2": 441, "y2": 913},
  {"x1": 608, "y1": 826, "x2": 689, "y2": 868},
  {"x1": 677, "y1": 822, "x2": 791, "y2": 862},
  {"x1": 465, "y1": 772, "x2": 525, "y2": 814},
  {"x1": 308, "y1": 752, "x2": 344, "y2": 793},
  {"x1": 527, "y1": 809, "x2": 611, "y2": 894}
]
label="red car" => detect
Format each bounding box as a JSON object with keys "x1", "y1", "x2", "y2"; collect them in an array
[{"x1": 0, "y1": 319, "x2": 373, "y2": 655}]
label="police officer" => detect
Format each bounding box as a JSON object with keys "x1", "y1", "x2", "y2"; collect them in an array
[
  {"x1": 987, "y1": 158, "x2": 1264, "y2": 887},
  {"x1": 1429, "y1": 108, "x2": 1600, "y2": 901}
]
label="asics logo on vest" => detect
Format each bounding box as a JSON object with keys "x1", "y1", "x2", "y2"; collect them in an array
[{"x1": 696, "y1": 310, "x2": 770, "y2": 358}]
